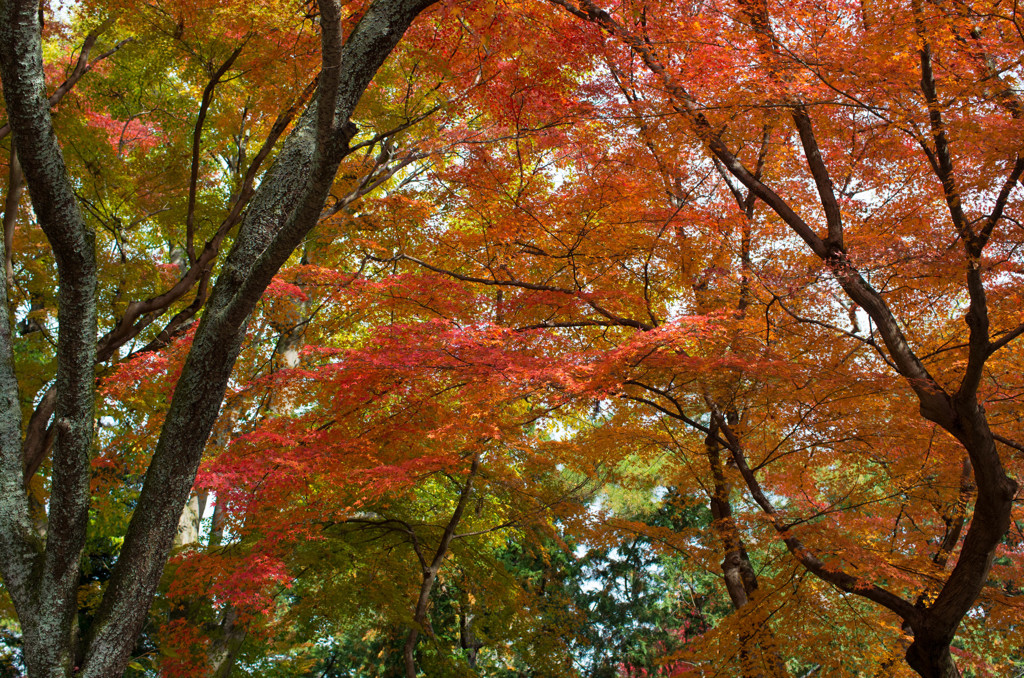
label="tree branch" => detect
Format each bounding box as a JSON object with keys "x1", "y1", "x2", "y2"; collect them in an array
[
  {"x1": 186, "y1": 42, "x2": 247, "y2": 264},
  {"x1": 707, "y1": 404, "x2": 921, "y2": 623},
  {"x1": 394, "y1": 253, "x2": 655, "y2": 331},
  {"x1": 791, "y1": 105, "x2": 844, "y2": 250}
]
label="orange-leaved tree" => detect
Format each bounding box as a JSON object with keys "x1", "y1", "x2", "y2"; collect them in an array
[{"x1": 353, "y1": 0, "x2": 1024, "y2": 673}]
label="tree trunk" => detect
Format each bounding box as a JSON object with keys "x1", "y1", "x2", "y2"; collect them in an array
[
  {"x1": 905, "y1": 639, "x2": 961, "y2": 678},
  {"x1": 404, "y1": 453, "x2": 481, "y2": 677},
  {"x1": 706, "y1": 421, "x2": 789, "y2": 678},
  {"x1": 458, "y1": 605, "x2": 482, "y2": 668},
  {"x1": 208, "y1": 607, "x2": 247, "y2": 678}
]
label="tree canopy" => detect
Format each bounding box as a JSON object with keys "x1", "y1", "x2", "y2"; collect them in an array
[{"x1": 1, "y1": 0, "x2": 1023, "y2": 676}]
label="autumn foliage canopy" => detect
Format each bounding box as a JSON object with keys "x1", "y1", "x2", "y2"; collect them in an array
[{"x1": 1, "y1": 0, "x2": 1024, "y2": 676}]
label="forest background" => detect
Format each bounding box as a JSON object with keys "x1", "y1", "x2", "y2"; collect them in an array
[{"x1": 1, "y1": 0, "x2": 1023, "y2": 676}]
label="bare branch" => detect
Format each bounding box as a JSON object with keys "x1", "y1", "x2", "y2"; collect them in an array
[
  {"x1": 791, "y1": 105, "x2": 844, "y2": 249},
  {"x1": 994, "y1": 432, "x2": 1024, "y2": 453},
  {"x1": 978, "y1": 155, "x2": 1024, "y2": 247},
  {"x1": 394, "y1": 253, "x2": 655, "y2": 331},
  {"x1": 186, "y1": 42, "x2": 247, "y2": 263}
]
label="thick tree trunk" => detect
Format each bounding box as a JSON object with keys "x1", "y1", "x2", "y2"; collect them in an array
[
  {"x1": 905, "y1": 639, "x2": 961, "y2": 678},
  {"x1": 0, "y1": 2, "x2": 98, "y2": 676},
  {"x1": 901, "y1": 404, "x2": 1014, "y2": 678},
  {"x1": 174, "y1": 492, "x2": 205, "y2": 548}
]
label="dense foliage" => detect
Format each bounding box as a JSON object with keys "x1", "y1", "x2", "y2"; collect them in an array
[{"x1": 2, "y1": 0, "x2": 1024, "y2": 676}]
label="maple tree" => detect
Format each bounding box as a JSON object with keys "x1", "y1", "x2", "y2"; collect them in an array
[
  {"x1": 334, "y1": 0, "x2": 1024, "y2": 672},
  {"x1": 3, "y1": 0, "x2": 1024, "y2": 676},
  {"x1": 529, "y1": 0, "x2": 1024, "y2": 673}
]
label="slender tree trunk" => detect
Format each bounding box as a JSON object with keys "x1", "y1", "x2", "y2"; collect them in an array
[
  {"x1": 706, "y1": 421, "x2": 789, "y2": 678},
  {"x1": 404, "y1": 453, "x2": 481, "y2": 678},
  {"x1": 2, "y1": 146, "x2": 22, "y2": 289},
  {"x1": 458, "y1": 605, "x2": 481, "y2": 668},
  {"x1": 208, "y1": 607, "x2": 247, "y2": 678}
]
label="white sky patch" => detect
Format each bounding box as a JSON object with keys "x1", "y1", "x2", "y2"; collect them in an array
[{"x1": 49, "y1": 1, "x2": 76, "y2": 23}]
